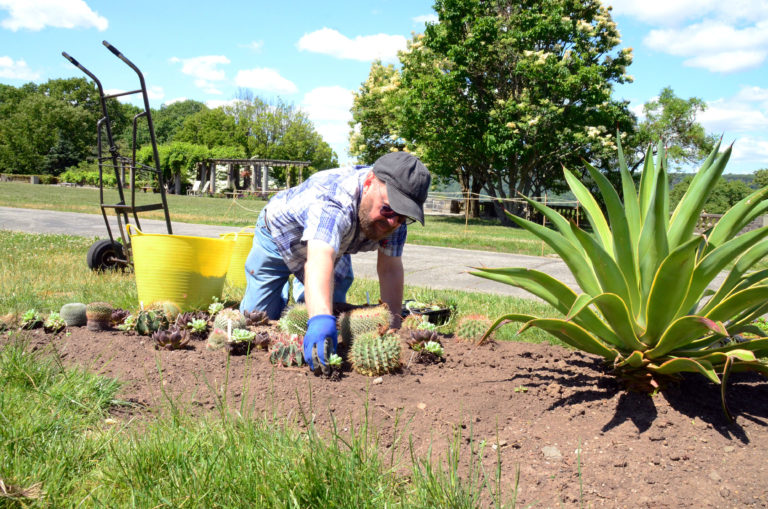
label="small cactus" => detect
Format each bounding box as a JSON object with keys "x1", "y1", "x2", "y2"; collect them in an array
[
  {"x1": 44, "y1": 312, "x2": 67, "y2": 333},
  {"x1": 20, "y1": 309, "x2": 43, "y2": 330},
  {"x1": 278, "y1": 304, "x2": 309, "y2": 335},
  {"x1": 134, "y1": 308, "x2": 170, "y2": 336},
  {"x1": 153, "y1": 327, "x2": 190, "y2": 351},
  {"x1": 117, "y1": 314, "x2": 137, "y2": 332},
  {"x1": 455, "y1": 314, "x2": 493, "y2": 343},
  {"x1": 349, "y1": 330, "x2": 401, "y2": 376},
  {"x1": 268, "y1": 333, "x2": 305, "y2": 367},
  {"x1": 213, "y1": 308, "x2": 247, "y2": 331},
  {"x1": 208, "y1": 297, "x2": 224, "y2": 316},
  {"x1": 337, "y1": 304, "x2": 392, "y2": 344},
  {"x1": 60, "y1": 303, "x2": 87, "y2": 327},
  {"x1": 206, "y1": 328, "x2": 229, "y2": 350},
  {"x1": 86, "y1": 302, "x2": 113, "y2": 331},
  {"x1": 185, "y1": 318, "x2": 209, "y2": 339},
  {"x1": 152, "y1": 301, "x2": 181, "y2": 320},
  {"x1": 401, "y1": 313, "x2": 425, "y2": 330},
  {"x1": 243, "y1": 309, "x2": 270, "y2": 326}
]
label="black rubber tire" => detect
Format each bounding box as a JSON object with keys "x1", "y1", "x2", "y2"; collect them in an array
[{"x1": 86, "y1": 239, "x2": 123, "y2": 271}]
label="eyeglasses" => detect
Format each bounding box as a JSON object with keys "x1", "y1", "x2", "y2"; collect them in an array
[{"x1": 378, "y1": 182, "x2": 416, "y2": 225}]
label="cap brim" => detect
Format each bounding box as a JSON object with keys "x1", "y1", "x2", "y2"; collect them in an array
[{"x1": 385, "y1": 182, "x2": 425, "y2": 225}]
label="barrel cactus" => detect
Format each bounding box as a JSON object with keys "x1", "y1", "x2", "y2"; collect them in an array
[
  {"x1": 349, "y1": 330, "x2": 401, "y2": 376},
  {"x1": 454, "y1": 314, "x2": 493, "y2": 343},
  {"x1": 86, "y1": 302, "x2": 113, "y2": 331},
  {"x1": 206, "y1": 328, "x2": 229, "y2": 350},
  {"x1": 60, "y1": 303, "x2": 87, "y2": 327},
  {"x1": 278, "y1": 304, "x2": 309, "y2": 335},
  {"x1": 337, "y1": 304, "x2": 392, "y2": 344},
  {"x1": 135, "y1": 308, "x2": 170, "y2": 336},
  {"x1": 213, "y1": 308, "x2": 247, "y2": 331}
]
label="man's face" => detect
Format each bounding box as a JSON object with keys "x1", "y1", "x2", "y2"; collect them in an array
[{"x1": 359, "y1": 177, "x2": 406, "y2": 241}]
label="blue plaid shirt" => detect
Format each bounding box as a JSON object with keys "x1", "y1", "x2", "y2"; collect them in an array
[{"x1": 264, "y1": 165, "x2": 407, "y2": 284}]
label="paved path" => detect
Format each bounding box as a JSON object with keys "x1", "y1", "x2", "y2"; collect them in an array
[{"x1": 0, "y1": 206, "x2": 724, "y2": 300}]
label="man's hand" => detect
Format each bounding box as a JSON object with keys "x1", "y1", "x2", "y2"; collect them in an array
[{"x1": 303, "y1": 314, "x2": 338, "y2": 371}]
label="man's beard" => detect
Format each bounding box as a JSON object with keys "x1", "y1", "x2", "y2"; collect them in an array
[{"x1": 359, "y1": 194, "x2": 394, "y2": 241}]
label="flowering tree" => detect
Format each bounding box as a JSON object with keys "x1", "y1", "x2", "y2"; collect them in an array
[{"x1": 351, "y1": 0, "x2": 636, "y2": 220}]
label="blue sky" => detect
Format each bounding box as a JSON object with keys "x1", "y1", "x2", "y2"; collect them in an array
[{"x1": 1, "y1": 0, "x2": 766, "y2": 173}]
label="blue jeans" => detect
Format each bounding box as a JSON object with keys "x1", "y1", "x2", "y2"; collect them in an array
[{"x1": 239, "y1": 210, "x2": 354, "y2": 319}]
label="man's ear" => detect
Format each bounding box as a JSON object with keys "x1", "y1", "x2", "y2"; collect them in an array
[{"x1": 363, "y1": 171, "x2": 375, "y2": 188}]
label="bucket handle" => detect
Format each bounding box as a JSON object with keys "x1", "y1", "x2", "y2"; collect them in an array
[
  {"x1": 223, "y1": 225, "x2": 254, "y2": 241},
  {"x1": 125, "y1": 224, "x2": 143, "y2": 237}
]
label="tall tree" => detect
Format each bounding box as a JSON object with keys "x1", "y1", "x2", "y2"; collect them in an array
[
  {"x1": 349, "y1": 61, "x2": 406, "y2": 164},
  {"x1": 627, "y1": 87, "x2": 716, "y2": 171},
  {"x1": 394, "y1": 0, "x2": 634, "y2": 221}
]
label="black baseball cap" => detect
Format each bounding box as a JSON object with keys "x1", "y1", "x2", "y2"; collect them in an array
[{"x1": 372, "y1": 152, "x2": 431, "y2": 225}]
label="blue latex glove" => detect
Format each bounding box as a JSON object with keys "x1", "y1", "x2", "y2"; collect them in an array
[{"x1": 303, "y1": 314, "x2": 338, "y2": 371}]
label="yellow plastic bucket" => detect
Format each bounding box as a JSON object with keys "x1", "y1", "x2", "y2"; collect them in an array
[
  {"x1": 127, "y1": 225, "x2": 235, "y2": 311},
  {"x1": 219, "y1": 227, "x2": 254, "y2": 289}
]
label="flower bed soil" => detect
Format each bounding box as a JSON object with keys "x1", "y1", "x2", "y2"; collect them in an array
[{"x1": 8, "y1": 325, "x2": 768, "y2": 508}]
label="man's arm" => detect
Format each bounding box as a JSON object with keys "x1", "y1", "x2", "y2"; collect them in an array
[
  {"x1": 377, "y1": 250, "x2": 404, "y2": 328},
  {"x1": 304, "y1": 240, "x2": 335, "y2": 317}
]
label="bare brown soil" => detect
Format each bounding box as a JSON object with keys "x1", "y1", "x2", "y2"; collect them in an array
[{"x1": 9, "y1": 324, "x2": 768, "y2": 508}]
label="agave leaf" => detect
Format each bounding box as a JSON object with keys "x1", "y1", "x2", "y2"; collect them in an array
[
  {"x1": 567, "y1": 292, "x2": 645, "y2": 351},
  {"x1": 563, "y1": 168, "x2": 612, "y2": 251},
  {"x1": 645, "y1": 316, "x2": 728, "y2": 359},
  {"x1": 616, "y1": 133, "x2": 642, "y2": 246},
  {"x1": 515, "y1": 194, "x2": 585, "y2": 254},
  {"x1": 470, "y1": 267, "x2": 576, "y2": 314},
  {"x1": 697, "y1": 349, "x2": 757, "y2": 364},
  {"x1": 667, "y1": 143, "x2": 731, "y2": 249},
  {"x1": 637, "y1": 168, "x2": 670, "y2": 304},
  {"x1": 647, "y1": 357, "x2": 720, "y2": 384},
  {"x1": 518, "y1": 318, "x2": 619, "y2": 359},
  {"x1": 644, "y1": 235, "x2": 704, "y2": 344},
  {"x1": 705, "y1": 286, "x2": 768, "y2": 323},
  {"x1": 504, "y1": 211, "x2": 601, "y2": 296},
  {"x1": 705, "y1": 238, "x2": 768, "y2": 311},
  {"x1": 584, "y1": 161, "x2": 640, "y2": 314},
  {"x1": 615, "y1": 350, "x2": 647, "y2": 369},
  {"x1": 570, "y1": 223, "x2": 633, "y2": 306},
  {"x1": 728, "y1": 361, "x2": 768, "y2": 376},
  {"x1": 682, "y1": 227, "x2": 768, "y2": 315},
  {"x1": 481, "y1": 312, "x2": 539, "y2": 342},
  {"x1": 707, "y1": 185, "x2": 768, "y2": 249},
  {"x1": 637, "y1": 144, "x2": 657, "y2": 222}
]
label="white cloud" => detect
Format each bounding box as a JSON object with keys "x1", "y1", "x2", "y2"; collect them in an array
[
  {"x1": 301, "y1": 86, "x2": 354, "y2": 159},
  {"x1": 644, "y1": 20, "x2": 768, "y2": 73},
  {"x1": 205, "y1": 98, "x2": 240, "y2": 109},
  {"x1": 163, "y1": 97, "x2": 188, "y2": 106},
  {"x1": 297, "y1": 27, "x2": 407, "y2": 62},
  {"x1": 170, "y1": 55, "x2": 229, "y2": 81},
  {"x1": 729, "y1": 136, "x2": 768, "y2": 167},
  {"x1": 699, "y1": 88, "x2": 768, "y2": 133},
  {"x1": 240, "y1": 40, "x2": 263, "y2": 52},
  {"x1": 0, "y1": 55, "x2": 39, "y2": 79},
  {"x1": 607, "y1": 0, "x2": 768, "y2": 25},
  {"x1": 0, "y1": 0, "x2": 107, "y2": 31},
  {"x1": 235, "y1": 67, "x2": 297, "y2": 94},
  {"x1": 413, "y1": 14, "x2": 438, "y2": 25},
  {"x1": 147, "y1": 86, "x2": 164, "y2": 101}
]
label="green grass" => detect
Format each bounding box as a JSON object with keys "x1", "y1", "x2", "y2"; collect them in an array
[
  {"x1": 0, "y1": 339, "x2": 516, "y2": 507},
  {"x1": 0, "y1": 182, "x2": 556, "y2": 256}
]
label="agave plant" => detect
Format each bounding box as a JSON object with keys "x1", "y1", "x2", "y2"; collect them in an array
[{"x1": 472, "y1": 139, "x2": 768, "y2": 420}]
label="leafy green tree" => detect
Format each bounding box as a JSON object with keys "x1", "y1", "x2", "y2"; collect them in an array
[
  {"x1": 753, "y1": 168, "x2": 768, "y2": 189},
  {"x1": 670, "y1": 175, "x2": 753, "y2": 214},
  {"x1": 349, "y1": 61, "x2": 406, "y2": 164},
  {"x1": 392, "y1": 0, "x2": 635, "y2": 221},
  {"x1": 627, "y1": 87, "x2": 716, "y2": 171},
  {"x1": 176, "y1": 107, "x2": 248, "y2": 152},
  {"x1": 0, "y1": 78, "x2": 127, "y2": 175}
]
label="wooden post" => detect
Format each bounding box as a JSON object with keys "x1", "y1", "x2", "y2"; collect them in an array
[{"x1": 210, "y1": 161, "x2": 216, "y2": 195}]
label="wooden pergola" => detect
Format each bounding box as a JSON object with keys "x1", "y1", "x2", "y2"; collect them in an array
[{"x1": 197, "y1": 157, "x2": 311, "y2": 195}]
